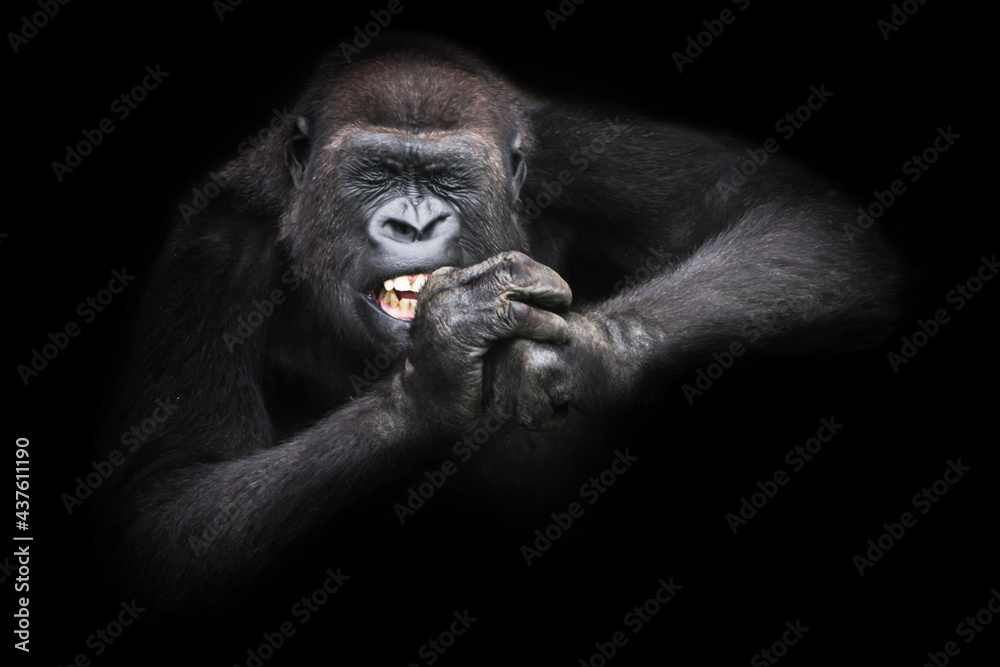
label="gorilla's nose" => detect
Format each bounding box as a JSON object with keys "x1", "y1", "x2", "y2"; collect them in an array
[{"x1": 368, "y1": 196, "x2": 460, "y2": 246}]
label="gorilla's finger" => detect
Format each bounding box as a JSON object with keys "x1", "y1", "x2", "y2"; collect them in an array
[
  {"x1": 502, "y1": 254, "x2": 573, "y2": 311},
  {"x1": 429, "y1": 251, "x2": 572, "y2": 311},
  {"x1": 502, "y1": 301, "x2": 570, "y2": 343}
]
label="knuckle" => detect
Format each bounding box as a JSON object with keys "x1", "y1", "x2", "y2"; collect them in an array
[
  {"x1": 499, "y1": 250, "x2": 529, "y2": 264},
  {"x1": 505, "y1": 260, "x2": 533, "y2": 285},
  {"x1": 502, "y1": 300, "x2": 530, "y2": 328},
  {"x1": 431, "y1": 266, "x2": 456, "y2": 279},
  {"x1": 495, "y1": 252, "x2": 534, "y2": 284},
  {"x1": 423, "y1": 266, "x2": 456, "y2": 296}
]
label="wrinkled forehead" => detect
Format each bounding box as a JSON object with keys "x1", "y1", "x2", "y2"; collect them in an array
[{"x1": 327, "y1": 128, "x2": 499, "y2": 166}]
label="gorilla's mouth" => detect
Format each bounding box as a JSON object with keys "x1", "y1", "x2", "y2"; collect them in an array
[{"x1": 369, "y1": 273, "x2": 431, "y2": 321}]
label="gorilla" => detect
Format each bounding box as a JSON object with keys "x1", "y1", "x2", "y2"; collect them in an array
[{"x1": 95, "y1": 35, "x2": 902, "y2": 664}]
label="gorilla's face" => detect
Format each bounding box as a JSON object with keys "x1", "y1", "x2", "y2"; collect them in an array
[{"x1": 281, "y1": 121, "x2": 530, "y2": 352}]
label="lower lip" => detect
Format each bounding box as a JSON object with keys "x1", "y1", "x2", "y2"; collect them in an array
[{"x1": 366, "y1": 291, "x2": 415, "y2": 322}]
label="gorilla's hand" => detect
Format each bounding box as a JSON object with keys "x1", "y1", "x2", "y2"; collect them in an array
[
  {"x1": 484, "y1": 314, "x2": 608, "y2": 431},
  {"x1": 397, "y1": 251, "x2": 572, "y2": 433}
]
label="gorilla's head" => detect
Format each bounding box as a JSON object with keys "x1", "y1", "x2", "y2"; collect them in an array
[{"x1": 275, "y1": 39, "x2": 532, "y2": 350}]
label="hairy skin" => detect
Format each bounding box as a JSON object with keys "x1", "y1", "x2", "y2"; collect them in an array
[{"x1": 94, "y1": 35, "x2": 903, "y2": 628}]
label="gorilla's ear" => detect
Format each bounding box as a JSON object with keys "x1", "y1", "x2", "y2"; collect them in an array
[
  {"x1": 510, "y1": 132, "x2": 527, "y2": 201},
  {"x1": 285, "y1": 116, "x2": 311, "y2": 188}
]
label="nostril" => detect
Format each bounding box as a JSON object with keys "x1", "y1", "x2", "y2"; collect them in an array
[
  {"x1": 421, "y1": 214, "x2": 451, "y2": 239},
  {"x1": 383, "y1": 219, "x2": 418, "y2": 243}
]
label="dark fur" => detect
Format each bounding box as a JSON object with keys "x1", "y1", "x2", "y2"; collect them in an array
[{"x1": 96, "y1": 35, "x2": 903, "y2": 661}]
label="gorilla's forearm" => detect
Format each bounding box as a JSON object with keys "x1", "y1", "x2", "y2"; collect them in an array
[
  {"x1": 569, "y1": 203, "x2": 903, "y2": 411},
  {"x1": 103, "y1": 385, "x2": 418, "y2": 614}
]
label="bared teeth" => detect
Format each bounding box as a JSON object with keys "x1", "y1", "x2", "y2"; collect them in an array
[{"x1": 372, "y1": 273, "x2": 431, "y2": 321}]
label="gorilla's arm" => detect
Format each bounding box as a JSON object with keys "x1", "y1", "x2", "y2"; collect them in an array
[
  {"x1": 95, "y1": 219, "x2": 397, "y2": 613},
  {"x1": 488, "y1": 106, "x2": 903, "y2": 426},
  {"x1": 97, "y1": 213, "x2": 570, "y2": 614}
]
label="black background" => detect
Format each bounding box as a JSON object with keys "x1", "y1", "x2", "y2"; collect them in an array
[{"x1": 5, "y1": 0, "x2": 996, "y2": 665}]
